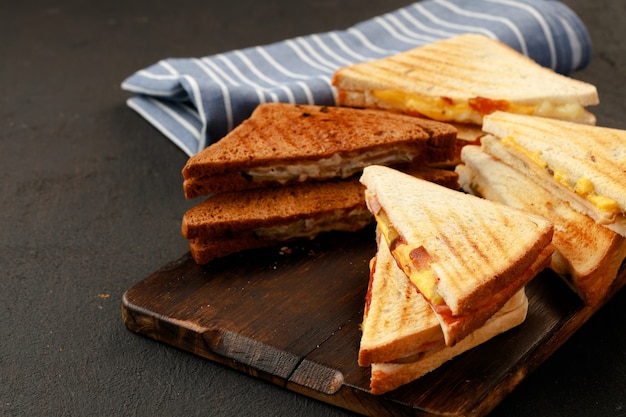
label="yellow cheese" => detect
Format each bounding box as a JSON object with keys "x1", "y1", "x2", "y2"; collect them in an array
[
  {"x1": 373, "y1": 208, "x2": 444, "y2": 306},
  {"x1": 393, "y1": 246, "x2": 444, "y2": 306},
  {"x1": 575, "y1": 177, "x2": 594, "y2": 196},
  {"x1": 372, "y1": 90, "x2": 479, "y2": 123},
  {"x1": 500, "y1": 136, "x2": 547, "y2": 170},
  {"x1": 501, "y1": 137, "x2": 621, "y2": 215},
  {"x1": 588, "y1": 195, "x2": 620, "y2": 213},
  {"x1": 371, "y1": 90, "x2": 587, "y2": 123}
]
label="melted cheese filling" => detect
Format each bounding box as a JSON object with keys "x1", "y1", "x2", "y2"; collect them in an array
[
  {"x1": 372, "y1": 90, "x2": 588, "y2": 124},
  {"x1": 500, "y1": 136, "x2": 621, "y2": 217},
  {"x1": 373, "y1": 208, "x2": 444, "y2": 306}
]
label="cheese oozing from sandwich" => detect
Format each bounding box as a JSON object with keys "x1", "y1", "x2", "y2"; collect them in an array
[
  {"x1": 371, "y1": 90, "x2": 589, "y2": 125},
  {"x1": 369, "y1": 202, "x2": 446, "y2": 308},
  {"x1": 500, "y1": 136, "x2": 621, "y2": 220}
]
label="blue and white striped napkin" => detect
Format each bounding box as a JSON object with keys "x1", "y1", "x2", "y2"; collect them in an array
[{"x1": 121, "y1": 0, "x2": 592, "y2": 157}]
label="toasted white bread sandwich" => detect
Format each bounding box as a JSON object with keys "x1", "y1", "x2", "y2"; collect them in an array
[
  {"x1": 362, "y1": 233, "x2": 529, "y2": 395},
  {"x1": 481, "y1": 111, "x2": 626, "y2": 237},
  {"x1": 359, "y1": 165, "x2": 554, "y2": 346},
  {"x1": 183, "y1": 167, "x2": 458, "y2": 265},
  {"x1": 182, "y1": 102, "x2": 457, "y2": 199},
  {"x1": 332, "y1": 34, "x2": 598, "y2": 126},
  {"x1": 456, "y1": 145, "x2": 626, "y2": 307}
]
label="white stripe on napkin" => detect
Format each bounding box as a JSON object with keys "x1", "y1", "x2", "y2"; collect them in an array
[{"x1": 122, "y1": 0, "x2": 593, "y2": 157}]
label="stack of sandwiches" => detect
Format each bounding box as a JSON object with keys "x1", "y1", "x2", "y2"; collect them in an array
[
  {"x1": 176, "y1": 33, "x2": 626, "y2": 395},
  {"x1": 332, "y1": 33, "x2": 599, "y2": 164},
  {"x1": 358, "y1": 165, "x2": 554, "y2": 394},
  {"x1": 180, "y1": 102, "x2": 459, "y2": 264},
  {"x1": 456, "y1": 112, "x2": 626, "y2": 307}
]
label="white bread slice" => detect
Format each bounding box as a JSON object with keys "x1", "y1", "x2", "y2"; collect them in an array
[
  {"x1": 332, "y1": 34, "x2": 598, "y2": 125},
  {"x1": 457, "y1": 145, "x2": 626, "y2": 307},
  {"x1": 359, "y1": 233, "x2": 444, "y2": 367},
  {"x1": 481, "y1": 111, "x2": 626, "y2": 237},
  {"x1": 369, "y1": 288, "x2": 528, "y2": 395},
  {"x1": 360, "y1": 232, "x2": 528, "y2": 369},
  {"x1": 359, "y1": 165, "x2": 554, "y2": 346}
]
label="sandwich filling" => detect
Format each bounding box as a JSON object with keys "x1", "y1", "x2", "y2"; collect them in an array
[
  {"x1": 371, "y1": 90, "x2": 590, "y2": 125},
  {"x1": 253, "y1": 207, "x2": 373, "y2": 240},
  {"x1": 366, "y1": 194, "x2": 447, "y2": 313},
  {"x1": 499, "y1": 136, "x2": 621, "y2": 222},
  {"x1": 362, "y1": 255, "x2": 446, "y2": 364},
  {"x1": 243, "y1": 146, "x2": 418, "y2": 184}
]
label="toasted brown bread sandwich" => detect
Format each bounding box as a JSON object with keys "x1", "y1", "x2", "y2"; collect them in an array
[
  {"x1": 359, "y1": 165, "x2": 554, "y2": 346},
  {"x1": 332, "y1": 33, "x2": 598, "y2": 126},
  {"x1": 363, "y1": 233, "x2": 528, "y2": 395},
  {"x1": 181, "y1": 102, "x2": 457, "y2": 199},
  {"x1": 183, "y1": 166, "x2": 458, "y2": 265},
  {"x1": 457, "y1": 145, "x2": 626, "y2": 307},
  {"x1": 481, "y1": 111, "x2": 626, "y2": 238}
]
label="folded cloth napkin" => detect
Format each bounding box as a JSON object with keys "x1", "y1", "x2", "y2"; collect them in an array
[{"x1": 122, "y1": 0, "x2": 592, "y2": 156}]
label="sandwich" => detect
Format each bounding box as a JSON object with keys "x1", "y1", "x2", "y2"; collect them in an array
[
  {"x1": 181, "y1": 102, "x2": 457, "y2": 199},
  {"x1": 362, "y1": 233, "x2": 529, "y2": 395},
  {"x1": 359, "y1": 165, "x2": 554, "y2": 346},
  {"x1": 456, "y1": 145, "x2": 626, "y2": 307},
  {"x1": 480, "y1": 111, "x2": 626, "y2": 238},
  {"x1": 183, "y1": 167, "x2": 458, "y2": 265},
  {"x1": 332, "y1": 33, "x2": 599, "y2": 126}
]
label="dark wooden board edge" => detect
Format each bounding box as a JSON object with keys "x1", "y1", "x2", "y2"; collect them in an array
[{"x1": 121, "y1": 229, "x2": 626, "y2": 417}]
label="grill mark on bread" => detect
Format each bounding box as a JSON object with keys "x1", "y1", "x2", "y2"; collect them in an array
[
  {"x1": 182, "y1": 103, "x2": 457, "y2": 198},
  {"x1": 487, "y1": 113, "x2": 626, "y2": 210}
]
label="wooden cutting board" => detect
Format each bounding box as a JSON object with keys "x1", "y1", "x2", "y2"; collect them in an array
[{"x1": 122, "y1": 226, "x2": 625, "y2": 416}]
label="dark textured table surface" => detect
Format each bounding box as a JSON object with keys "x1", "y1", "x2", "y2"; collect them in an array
[{"x1": 3, "y1": 1, "x2": 626, "y2": 416}]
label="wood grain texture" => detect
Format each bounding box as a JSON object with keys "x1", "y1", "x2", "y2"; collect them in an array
[{"x1": 122, "y1": 226, "x2": 626, "y2": 416}]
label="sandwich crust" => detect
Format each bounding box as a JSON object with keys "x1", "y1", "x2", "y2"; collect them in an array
[
  {"x1": 457, "y1": 145, "x2": 626, "y2": 306},
  {"x1": 182, "y1": 102, "x2": 457, "y2": 198},
  {"x1": 482, "y1": 112, "x2": 626, "y2": 237},
  {"x1": 360, "y1": 165, "x2": 554, "y2": 345},
  {"x1": 369, "y1": 289, "x2": 528, "y2": 395},
  {"x1": 332, "y1": 34, "x2": 598, "y2": 124},
  {"x1": 359, "y1": 234, "x2": 444, "y2": 367}
]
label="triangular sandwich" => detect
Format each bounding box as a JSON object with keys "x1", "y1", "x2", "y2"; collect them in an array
[
  {"x1": 182, "y1": 102, "x2": 457, "y2": 198},
  {"x1": 332, "y1": 33, "x2": 598, "y2": 126},
  {"x1": 457, "y1": 145, "x2": 626, "y2": 307},
  {"x1": 359, "y1": 165, "x2": 554, "y2": 346},
  {"x1": 363, "y1": 233, "x2": 528, "y2": 395},
  {"x1": 481, "y1": 111, "x2": 626, "y2": 237}
]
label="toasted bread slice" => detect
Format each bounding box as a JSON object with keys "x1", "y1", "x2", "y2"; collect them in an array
[
  {"x1": 359, "y1": 232, "x2": 444, "y2": 367},
  {"x1": 457, "y1": 145, "x2": 626, "y2": 307},
  {"x1": 332, "y1": 34, "x2": 598, "y2": 125},
  {"x1": 184, "y1": 167, "x2": 458, "y2": 264},
  {"x1": 183, "y1": 179, "x2": 370, "y2": 264},
  {"x1": 481, "y1": 111, "x2": 626, "y2": 237},
  {"x1": 368, "y1": 291, "x2": 528, "y2": 396},
  {"x1": 360, "y1": 165, "x2": 554, "y2": 346},
  {"x1": 363, "y1": 232, "x2": 528, "y2": 395},
  {"x1": 181, "y1": 102, "x2": 457, "y2": 199}
]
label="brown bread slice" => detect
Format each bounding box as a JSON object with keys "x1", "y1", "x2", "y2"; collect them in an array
[
  {"x1": 183, "y1": 166, "x2": 458, "y2": 264},
  {"x1": 184, "y1": 178, "x2": 370, "y2": 264},
  {"x1": 182, "y1": 102, "x2": 457, "y2": 199}
]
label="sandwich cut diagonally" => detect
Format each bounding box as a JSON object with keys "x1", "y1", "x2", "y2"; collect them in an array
[
  {"x1": 182, "y1": 102, "x2": 457, "y2": 199},
  {"x1": 332, "y1": 33, "x2": 598, "y2": 126},
  {"x1": 362, "y1": 233, "x2": 529, "y2": 395},
  {"x1": 360, "y1": 165, "x2": 554, "y2": 346},
  {"x1": 456, "y1": 145, "x2": 626, "y2": 307}
]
